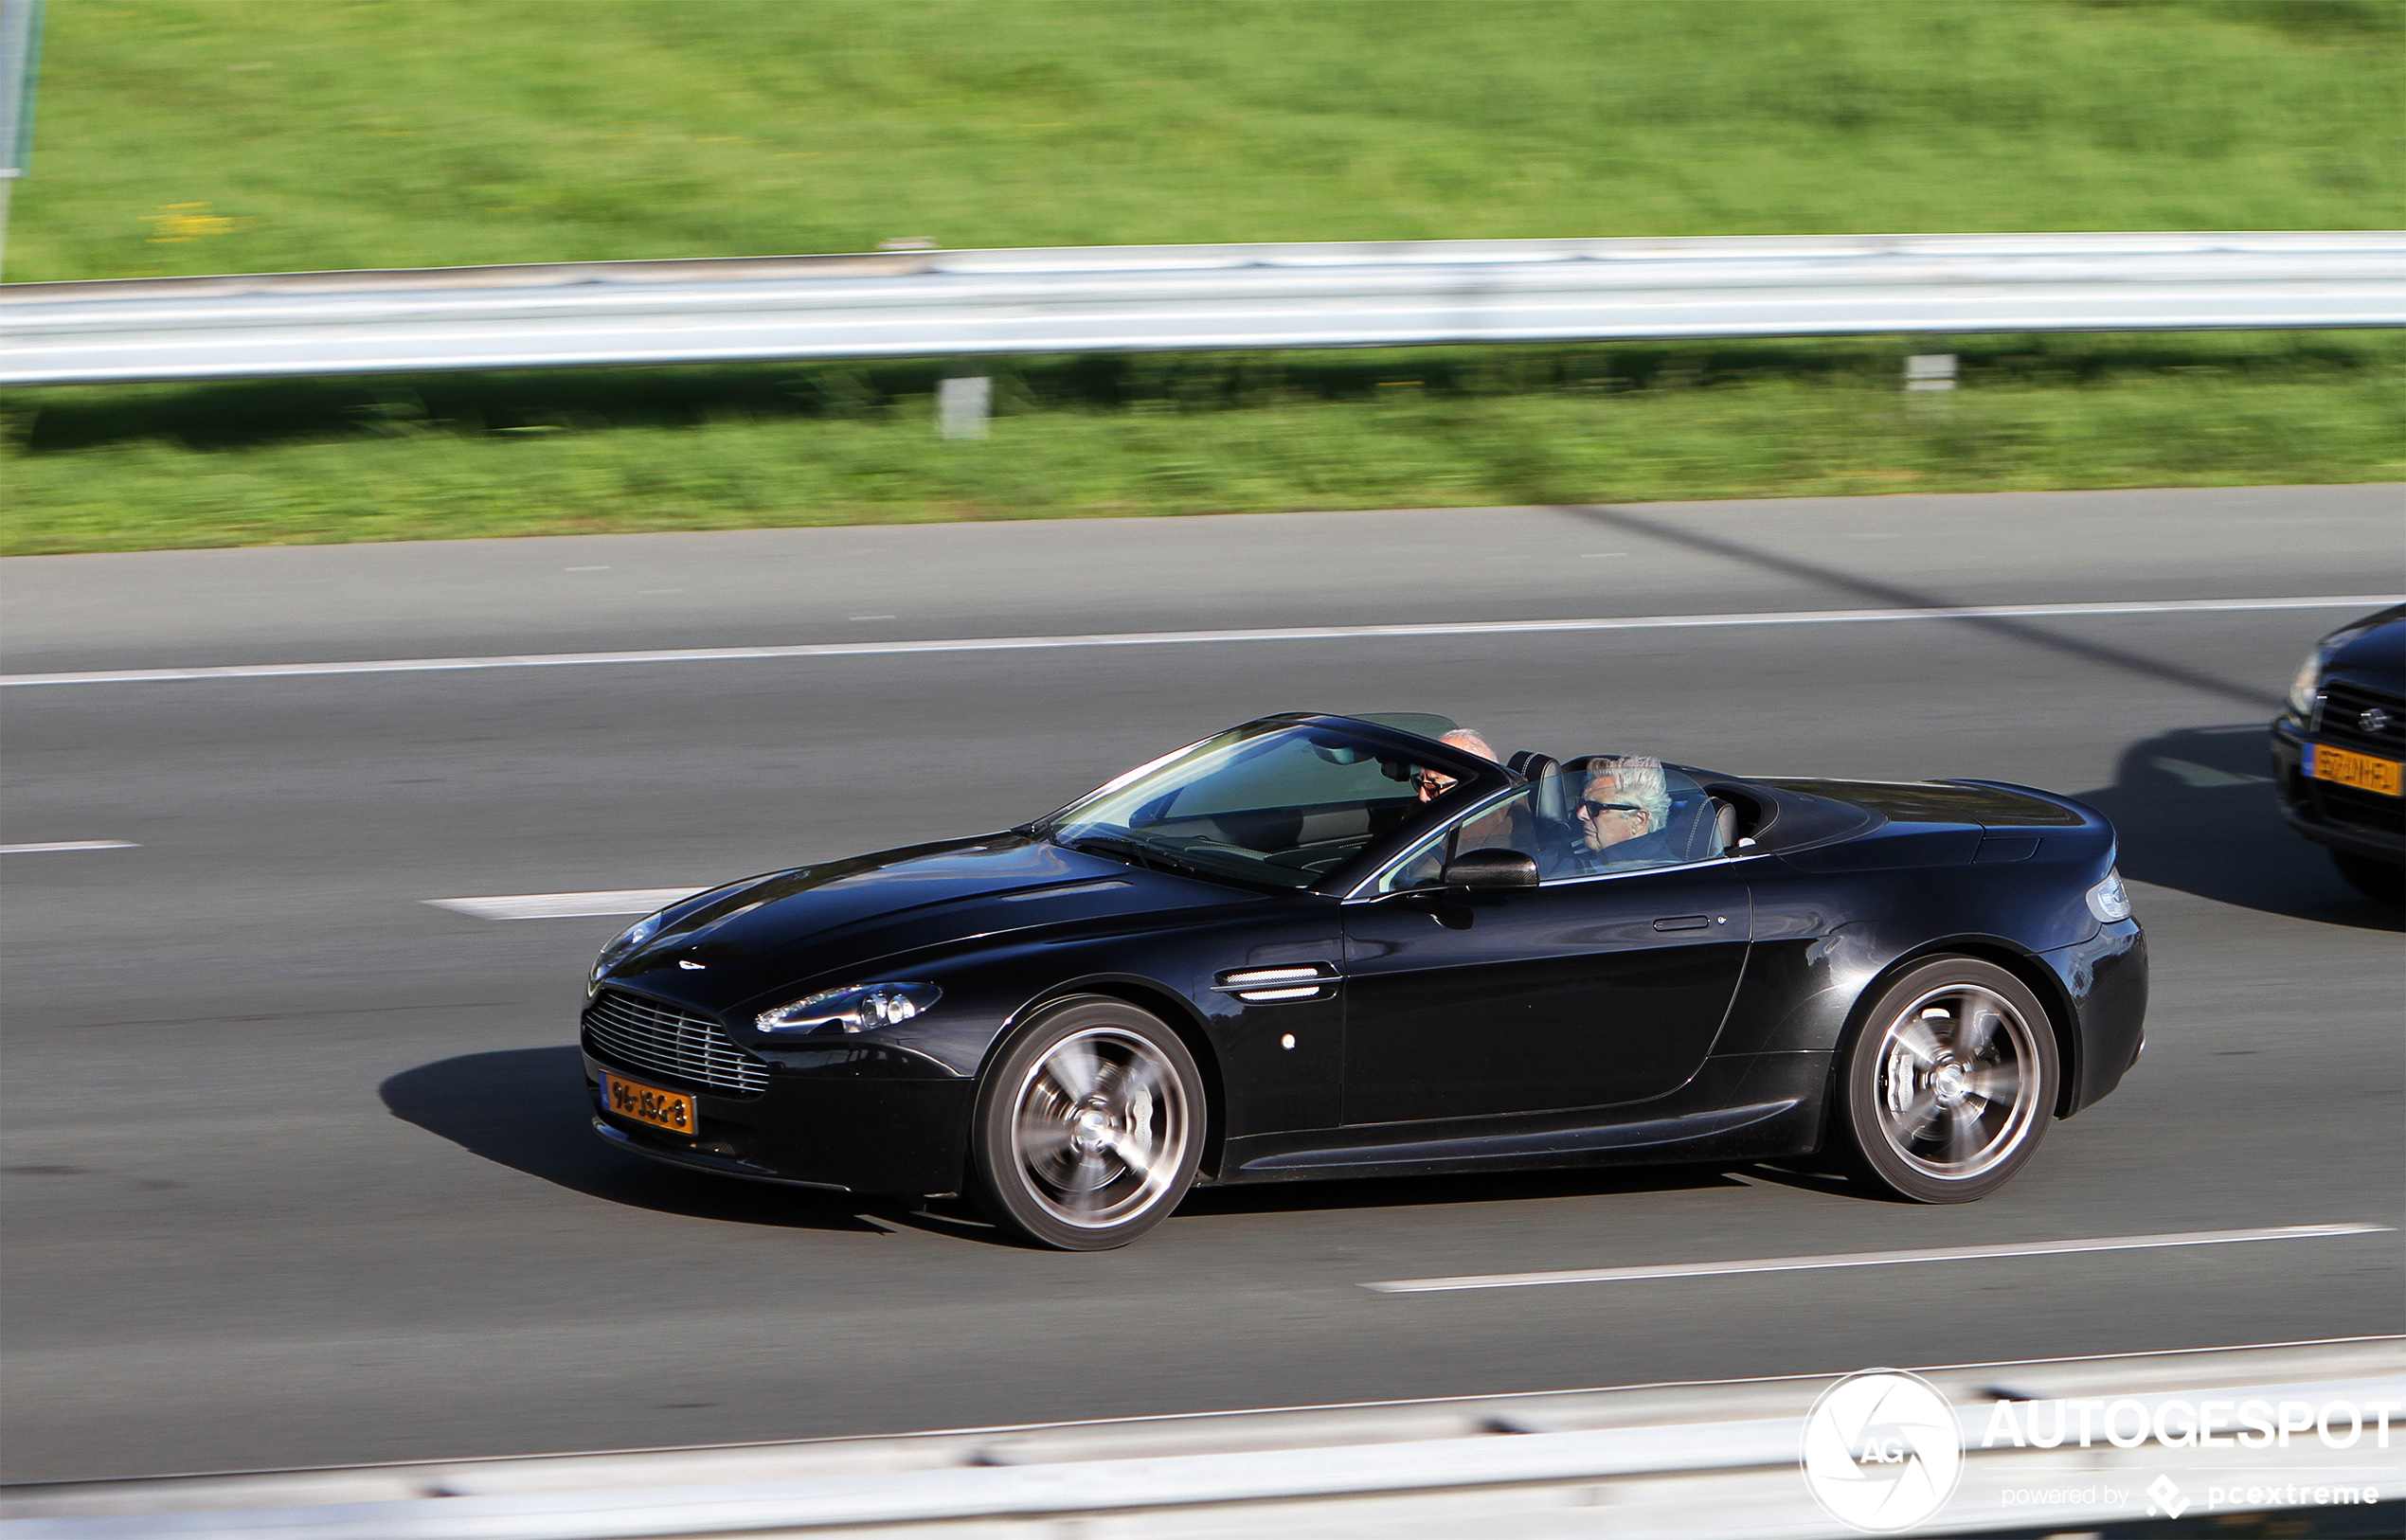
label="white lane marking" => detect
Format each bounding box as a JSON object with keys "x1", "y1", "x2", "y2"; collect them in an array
[
  {"x1": 4, "y1": 594, "x2": 2396, "y2": 689},
  {"x1": 565, "y1": 565, "x2": 611, "y2": 571},
  {"x1": 423, "y1": 886, "x2": 704, "y2": 921},
  {"x1": 1363, "y1": 1223, "x2": 2395, "y2": 1295},
  {"x1": 0, "y1": 839, "x2": 139, "y2": 854}
]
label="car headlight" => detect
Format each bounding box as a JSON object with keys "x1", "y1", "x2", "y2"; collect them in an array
[
  {"x1": 2287, "y1": 648, "x2": 2325, "y2": 720},
  {"x1": 756, "y1": 981, "x2": 941, "y2": 1034},
  {"x1": 589, "y1": 911, "x2": 665, "y2": 990},
  {"x1": 2085, "y1": 868, "x2": 2133, "y2": 923}
]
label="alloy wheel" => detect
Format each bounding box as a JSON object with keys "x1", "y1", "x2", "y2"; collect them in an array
[
  {"x1": 1870, "y1": 982, "x2": 2044, "y2": 1183},
  {"x1": 1008, "y1": 1026, "x2": 1194, "y2": 1231}
]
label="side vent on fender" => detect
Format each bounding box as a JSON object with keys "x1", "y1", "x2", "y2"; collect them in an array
[{"x1": 1211, "y1": 963, "x2": 1341, "y2": 1004}]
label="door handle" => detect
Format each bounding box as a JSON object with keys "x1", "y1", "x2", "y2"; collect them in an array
[{"x1": 1652, "y1": 915, "x2": 1712, "y2": 932}]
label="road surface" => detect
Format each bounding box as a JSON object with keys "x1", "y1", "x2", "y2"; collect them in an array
[{"x1": 3, "y1": 485, "x2": 2399, "y2": 1481}]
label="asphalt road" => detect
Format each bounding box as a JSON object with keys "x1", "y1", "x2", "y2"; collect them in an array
[{"x1": 3, "y1": 487, "x2": 2400, "y2": 1483}]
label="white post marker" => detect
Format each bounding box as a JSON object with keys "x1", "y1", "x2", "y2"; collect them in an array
[
  {"x1": 939, "y1": 373, "x2": 992, "y2": 439},
  {"x1": 1906, "y1": 352, "x2": 1959, "y2": 392}
]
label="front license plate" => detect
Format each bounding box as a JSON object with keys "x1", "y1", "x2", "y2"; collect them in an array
[
  {"x1": 2307, "y1": 743, "x2": 2403, "y2": 797},
  {"x1": 600, "y1": 1072, "x2": 696, "y2": 1136}
]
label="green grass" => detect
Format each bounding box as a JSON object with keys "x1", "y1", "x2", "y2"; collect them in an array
[
  {"x1": 12, "y1": 0, "x2": 2400, "y2": 281},
  {"x1": 6, "y1": 1, "x2": 2402, "y2": 552},
  {"x1": 9, "y1": 334, "x2": 2399, "y2": 555}
]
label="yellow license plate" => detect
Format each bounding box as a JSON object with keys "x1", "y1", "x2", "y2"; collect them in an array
[
  {"x1": 2308, "y1": 743, "x2": 2403, "y2": 797},
  {"x1": 601, "y1": 1072, "x2": 696, "y2": 1136}
]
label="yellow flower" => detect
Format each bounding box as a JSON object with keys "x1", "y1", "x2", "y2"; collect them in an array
[{"x1": 145, "y1": 204, "x2": 252, "y2": 243}]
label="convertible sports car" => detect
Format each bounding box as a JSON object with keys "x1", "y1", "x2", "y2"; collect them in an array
[{"x1": 581, "y1": 714, "x2": 2147, "y2": 1249}]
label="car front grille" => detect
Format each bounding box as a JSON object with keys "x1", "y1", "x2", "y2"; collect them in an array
[
  {"x1": 583, "y1": 991, "x2": 768, "y2": 1097},
  {"x1": 2316, "y1": 680, "x2": 2406, "y2": 756},
  {"x1": 2314, "y1": 781, "x2": 2406, "y2": 838}
]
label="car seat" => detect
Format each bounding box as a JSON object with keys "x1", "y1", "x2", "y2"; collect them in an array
[
  {"x1": 1656, "y1": 791, "x2": 1717, "y2": 861},
  {"x1": 1506, "y1": 752, "x2": 1579, "y2": 868},
  {"x1": 1506, "y1": 752, "x2": 1568, "y2": 825}
]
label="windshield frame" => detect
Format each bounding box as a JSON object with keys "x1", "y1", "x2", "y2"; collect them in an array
[{"x1": 1024, "y1": 714, "x2": 1514, "y2": 897}]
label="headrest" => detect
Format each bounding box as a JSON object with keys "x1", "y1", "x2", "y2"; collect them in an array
[{"x1": 1513, "y1": 753, "x2": 1566, "y2": 825}]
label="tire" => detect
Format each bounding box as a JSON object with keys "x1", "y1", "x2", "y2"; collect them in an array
[
  {"x1": 969, "y1": 997, "x2": 1204, "y2": 1250},
  {"x1": 2330, "y1": 850, "x2": 2405, "y2": 906},
  {"x1": 1833, "y1": 958, "x2": 2059, "y2": 1205}
]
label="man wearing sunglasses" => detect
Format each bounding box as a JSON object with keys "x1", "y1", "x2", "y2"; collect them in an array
[
  {"x1": 1412, "y1": 728, "x2": 1502, "y2": 803},
  {"x1": 1565, "y1": 756, "x2": 1679, "y2": 873},
  {"x1": 1412, "y1": 728, "x2": 1536, "y2": 867}
]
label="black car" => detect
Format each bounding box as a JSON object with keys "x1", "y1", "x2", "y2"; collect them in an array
[
  {"x1": 581, "y1": 714, "x2": 2147, "y2": 1249},
  {"x1": 2271, "y1": 604, "x2": 2406, "y2": 904}
]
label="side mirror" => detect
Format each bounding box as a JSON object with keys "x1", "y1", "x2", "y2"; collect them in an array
[{"x1": 1442, "y1": 848, "x2": 1539, "y2": 891}]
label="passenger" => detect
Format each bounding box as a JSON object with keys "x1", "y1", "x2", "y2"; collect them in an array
[
  {"x1": 1412, "y1": 729, "x2": 1501, "y2": 803},
  {"x1": 1569, "y1": 756, "x2": 1679, "y2": 870},
  {"x1": 1413, "y1": 729, "x2": 1531, "y2": 861}
]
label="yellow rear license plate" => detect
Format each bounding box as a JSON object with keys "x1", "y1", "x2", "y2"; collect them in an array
[
  {"x1": 601, "y1": 1072, "x2": 696, "y2": 1136},
  {"x1": 2307, "y1": 743, "x2": 2403, "y2": 797}
]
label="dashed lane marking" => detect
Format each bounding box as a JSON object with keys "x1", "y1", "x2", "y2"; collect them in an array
[
  {"x1": 423, "y1": 887, "x2": 706, "y2": 921},
  {"x1": 0, "y1": 840, "x2": 139, "y2": 854},
  {"x1": 1363, "y1": 1224, "x2": 2396, "y2": 1294}
]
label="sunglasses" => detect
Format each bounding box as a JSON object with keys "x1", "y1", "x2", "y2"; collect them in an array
[
  {"x1": 1576, "y1": 799, "x2": 1642, "y2": 820},
  {"x1": 1415, "y1": 772, "x2": 1457, "y2": 792}
]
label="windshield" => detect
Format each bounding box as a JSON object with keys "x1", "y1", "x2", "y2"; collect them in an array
[{"x1": 1040, "y1": 720, "x2": 1463, "y2": 889}]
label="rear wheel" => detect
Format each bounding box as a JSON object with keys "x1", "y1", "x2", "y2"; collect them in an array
[
  {"x1": 2330, "y1": 850, "x2": 2405, "y2": 906},
  {"x1": 969, "y1": 997, "x2": 1203, "y2": 1250},
  {"x1": 1835, "y1": 958, "x2": 2057, "y2": 1204}
]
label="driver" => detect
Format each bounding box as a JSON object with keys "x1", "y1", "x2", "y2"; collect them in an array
[{"x1": 1567, "y1": 756, "x2": 1678, "y2": 870}]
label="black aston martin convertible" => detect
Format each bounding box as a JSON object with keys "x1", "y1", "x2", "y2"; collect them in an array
[{"x1": 581, "y1": 713, "x2": 2147, "y2": 1249}]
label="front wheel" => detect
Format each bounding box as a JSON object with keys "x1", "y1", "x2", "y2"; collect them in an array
[
  {"x1": 1834, "y1": 958, "x2": 2058, "y2": 1204},
  {"x1": 969, "y1": 997, "x2": 1204, "y2": 1250}
]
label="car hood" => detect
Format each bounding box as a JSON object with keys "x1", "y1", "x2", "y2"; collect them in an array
[
  {"x1": 597, "y1": 833, "x2": 1244, "y2": 1009},
  {"x1": 2323, "y1": 609, "x2": 2405, "y2": 688}
]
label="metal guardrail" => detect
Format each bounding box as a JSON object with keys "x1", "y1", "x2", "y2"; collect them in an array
[
  {"x1": 3, "y1": 231, "x2": 2402, "y2": 386},
  {"x1": 5, "y1": 1339, "x2": 2399, "y2": 1539}
]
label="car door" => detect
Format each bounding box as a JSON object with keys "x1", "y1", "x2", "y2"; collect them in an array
[{"x1": 1338, "y1": 779, "x2": 1752, "y2": 1125}]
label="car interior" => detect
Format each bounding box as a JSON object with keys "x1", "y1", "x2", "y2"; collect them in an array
[
  {"x1": 1059, "y1": 717, "x2": 1862, "y2": 892},
  {"x1": 1507, "y1": 751, "x2": 1744, "y2": 868}
]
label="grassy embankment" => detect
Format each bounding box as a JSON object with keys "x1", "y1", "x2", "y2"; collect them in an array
[{"x1": 5, "y1": 0, "x2": 2402, "y2": 554}]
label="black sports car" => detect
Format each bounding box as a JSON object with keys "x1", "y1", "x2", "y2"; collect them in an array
[
  {"x1": 2271, "y1": 604, "x2": 2406, "y2": 904},
  {"x1": 581, "y1": 714, "x2": 2147, "y2": 1249}
]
